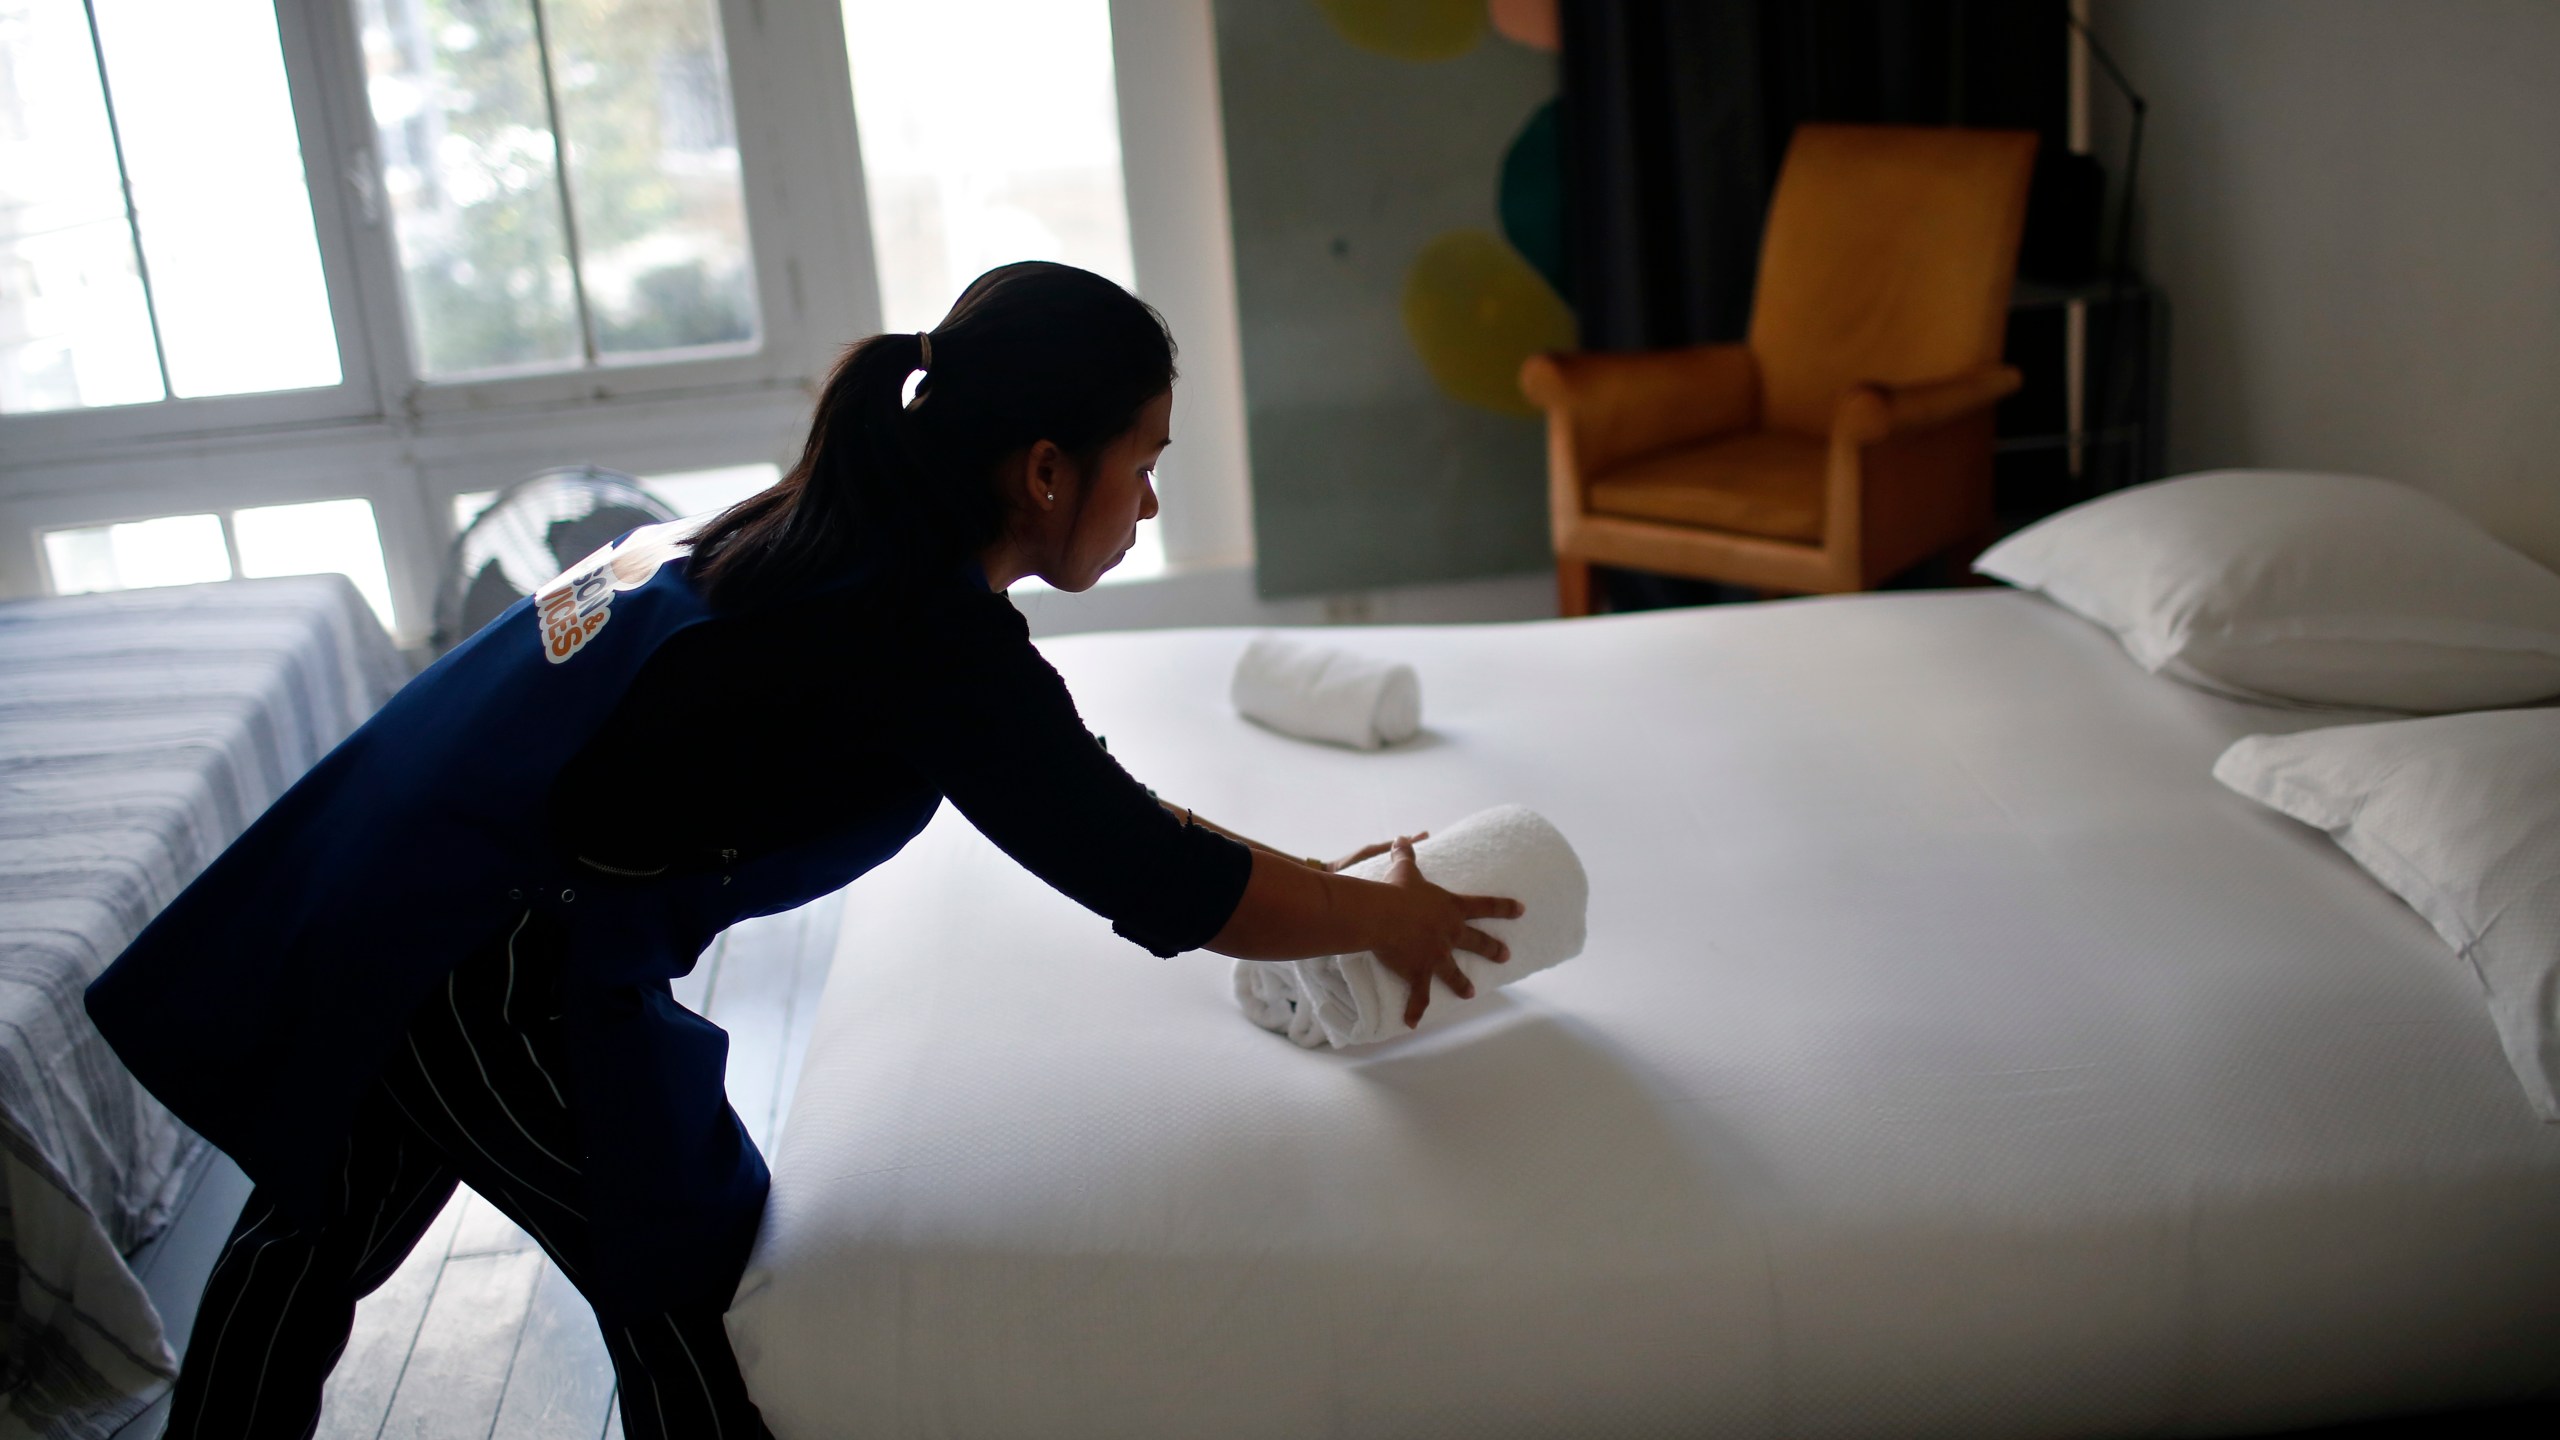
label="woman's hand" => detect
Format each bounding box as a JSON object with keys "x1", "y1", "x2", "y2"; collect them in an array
[
  {"x1": 1207, "y1": 840, "x2": 1525, "y2": 1028},
  {"x1": 1322, "y1": 831, "x2": 1428, "y2": 874},
  {"x1": 1369, "y1": 836, "x2": 1523, "y2": 1029}
]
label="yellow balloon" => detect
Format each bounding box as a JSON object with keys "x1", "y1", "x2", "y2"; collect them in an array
[
  {"x1": 1402, "y1": 230, "x2": 1575, "y2": 417},
  {"x1": 1314, "y1": 0, "x2": 1481, "y2": 62}
]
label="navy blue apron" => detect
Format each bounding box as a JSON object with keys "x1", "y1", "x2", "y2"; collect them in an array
[{"x1": 87, "y1": 525, "x2": 939, "y2": 1313}]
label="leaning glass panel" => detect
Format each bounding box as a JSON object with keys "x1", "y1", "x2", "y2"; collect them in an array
[
  {"x1": 0, "y1": 0, "x2": 163, "y2": 412},
  {"x1": 355, "y1": 0, "x2": 580, "y2": 377},
  {"x1": 543, "y1": 0, "x2": 759, "y2": 359},
  {"x1": 89, "y1": 0, "x2": 340, "y2": 398},
  {"x1": 42, "y1": 513, "x2": 231, "y2": 593},
  {"x1": 234, "y1": 497, "x2": 398, "y2": 627}
]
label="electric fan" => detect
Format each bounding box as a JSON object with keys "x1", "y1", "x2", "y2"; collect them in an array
[{"x1": 431, "y1": 465, "x2": 678, "y2": 652}]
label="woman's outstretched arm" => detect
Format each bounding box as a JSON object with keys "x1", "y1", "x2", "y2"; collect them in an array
[
  {"x1": 891, "y1": 581, "x2": 1516, "y2": 1014},
  {"x1": 1156, "y1": 800, "x2": 1415, "y2": 874},
  {"x1": 1208, "y1": 838, "x2": 1523, "y2": 1029}
]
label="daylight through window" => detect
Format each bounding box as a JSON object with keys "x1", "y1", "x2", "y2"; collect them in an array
[
  {"x1": 0, "y1": 0, "x2": 340, "y2": 414},
  {"x1": 355, "y1": 0, "x2": 761, "y2": 379},
  {"x1": 43, "y1": 499, "x2": 396, "y2": 627},
  {"x1": 842, "y1": 0, "x2": 1135, "y2": 335}
]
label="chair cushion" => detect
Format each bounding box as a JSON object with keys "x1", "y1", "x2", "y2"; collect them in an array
[{"x1": 1585, "y1": 432, "x2": 1828, "y2": 543}]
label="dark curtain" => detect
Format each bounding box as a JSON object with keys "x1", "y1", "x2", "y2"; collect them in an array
[{"x1": 1561, "y1": 0, "x2": 2066, "y2": 352}]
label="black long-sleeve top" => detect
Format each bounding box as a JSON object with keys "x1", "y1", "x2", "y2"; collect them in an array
[{"x1": 549, "y1": 566, "x2": 1252, "y2": 958}]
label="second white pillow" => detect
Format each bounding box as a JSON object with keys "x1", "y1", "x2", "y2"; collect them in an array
[
  {"x1": 1976, "y1": 470, "x2": 2560, "y2": 711},
  {"x1": 2215, "y1": 709, "x2": 2560, "y2": 1121}
]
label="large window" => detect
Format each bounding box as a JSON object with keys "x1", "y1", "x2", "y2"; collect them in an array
[
  {"x1": 3, "y1": 0, "x2": 1244, "y2": 634},
  {"x1": 4, "y1": 0, "x2": 790, "y2": 434},
  {"x1": 1, "y1": 0, "x2": 825, "y2": 629},
  {"x1": 0, "y1": 0, "x2": 339, "y2": 412}
]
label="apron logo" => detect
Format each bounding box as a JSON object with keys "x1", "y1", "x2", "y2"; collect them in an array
[
  {"x1": 532, "y1": 520, "x2": 700, "y2": 665},
  {"x1": 537, "y1": 565, "x2": 616, "y2": 663}
]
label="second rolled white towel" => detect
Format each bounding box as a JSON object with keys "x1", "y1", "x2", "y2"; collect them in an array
[
  {"x1": 1230, "y1": 635, "x2": 1421, "y2": 749},
  {"x1": 1234, "y1": 805, "x2": 1589, "y2": 1048}
]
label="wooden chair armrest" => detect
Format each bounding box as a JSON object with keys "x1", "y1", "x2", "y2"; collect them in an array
[
  {"x1": 1831, "y1": 365, "x2": 2022, "y2": 446},
  {"x1": 1520, "y1": 344, "x2": 1761, "y2": 475}
]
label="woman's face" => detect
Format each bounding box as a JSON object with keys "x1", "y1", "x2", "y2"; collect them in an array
[{"x1": 1038, "y1": 388, "x2": 1171, "y2": 593}]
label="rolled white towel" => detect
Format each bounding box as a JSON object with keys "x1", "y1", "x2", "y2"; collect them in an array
[
  {"x1": 1230, "y1": 635, "x2": 1422, "y2": 749},
  {"x1": 1234, "y1": 805, "x2": 1588, "y2": 1048}
]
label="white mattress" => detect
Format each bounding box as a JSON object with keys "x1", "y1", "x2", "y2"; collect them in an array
[{"x1": 731, "y1": 591, "x2": 2560, "y2": 1440}]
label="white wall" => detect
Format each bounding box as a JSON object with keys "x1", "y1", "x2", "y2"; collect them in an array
[{"x1": 2092, "y1": 0, "x2": 2560, "y2": 567}]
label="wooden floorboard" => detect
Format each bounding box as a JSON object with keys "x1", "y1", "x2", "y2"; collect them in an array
[
  {"x1": 448, "y1": 1188, "x2": 535, "y2": 1259},
  {"x1": 373, "y1": 1248, "x2": 544, "y2": 1439},
  {"x1": 313, "y1": 1190, "x2": 467, "y2": 1440},
  {"x1": 487, "y1": 1260, "x2": 617, "y2": 1440}
]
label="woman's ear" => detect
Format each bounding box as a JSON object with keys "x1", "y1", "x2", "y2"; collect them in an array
[
  {"x1": 1025, "y1": 439, "x2": 1077, "y2": 513},
  {"x1": 1018, "y1": 443, "x2": 1059, "y2": 509}
]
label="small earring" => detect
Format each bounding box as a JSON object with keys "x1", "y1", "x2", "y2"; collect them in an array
[{"x1": 1044, "y1": 491, "x2": 1055, "y2": 505}]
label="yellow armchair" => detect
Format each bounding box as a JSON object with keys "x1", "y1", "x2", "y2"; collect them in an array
[{"x1": 1524, "y1": 124, "x2": 2037, "y2": 615}]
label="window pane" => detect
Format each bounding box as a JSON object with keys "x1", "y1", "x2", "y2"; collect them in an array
[
  {"x1": 89, "y1": 0, "x2": 340, "y2": 398},
  {"x1": 544, "y1": 0, "x2": 758, "y2": 360},
  {"x1": 640, "y1": 461, "x2": 775, "y2": 517},
  {"x1": 358, "y1": 0, "x2": 580, "y2": 377},
  {"x1": 843, "y1": 0, "x2": 1136, "y2": 334},
  {"x1": 0, "y1": 0, "x2": 162, "y2": 413},
  {"x1": 43, "y1": 513, "x2": 231, "y2": 593},
  {"x1": 235, "y1": 497, "x2": 397, "y2": 627}
]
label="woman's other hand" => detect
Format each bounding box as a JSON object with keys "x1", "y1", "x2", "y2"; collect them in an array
[
  {"x1": 1322, "y1": 831, "x2": 1427, "y2": 873},
  {"x1": 1371, "y1": 836, "x2": 1522, "y2": 1029}
]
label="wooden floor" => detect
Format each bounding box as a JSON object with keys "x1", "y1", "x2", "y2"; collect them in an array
[{"x1": 117, "y1": 891, "x2": 845, "y2": 1440}]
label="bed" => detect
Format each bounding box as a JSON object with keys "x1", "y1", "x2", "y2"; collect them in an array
[
  {"x1": 730, "y1": 589, "x2": 2560, "y2": 1440},
  {"x1": 0, "y1": 576, "x2": 404, "y2": 1438}
]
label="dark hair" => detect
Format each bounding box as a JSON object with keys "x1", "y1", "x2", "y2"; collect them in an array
[{"x1": 688, "y1": 261, "x2": 1177, "y2": 610}]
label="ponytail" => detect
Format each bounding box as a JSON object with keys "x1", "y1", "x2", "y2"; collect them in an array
[{"x1": 689, "y1": 262, "x2": 1177, "y2": 612}]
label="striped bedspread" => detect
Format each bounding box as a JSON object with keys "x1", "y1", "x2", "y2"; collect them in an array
[{"x1": 0, "y1": 577, "x2": 404, "y2": 1439}]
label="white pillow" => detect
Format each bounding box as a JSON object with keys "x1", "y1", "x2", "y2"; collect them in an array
[
  {"x1": 1976, "y1": 470, "x2": 2560, "y2": 711},
  {"x1": 2215, "y1": 709, "x2": 2560, "y2": 1120}
]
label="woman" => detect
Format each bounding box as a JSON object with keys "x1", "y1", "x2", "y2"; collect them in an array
[{"x1": 88, "y1": 262, "x2": 1519, "y2": 1439}]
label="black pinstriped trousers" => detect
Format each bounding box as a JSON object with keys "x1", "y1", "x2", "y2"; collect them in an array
[{"x1": 165, "y1": 911, "x2": 774, "y2": 1439}]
